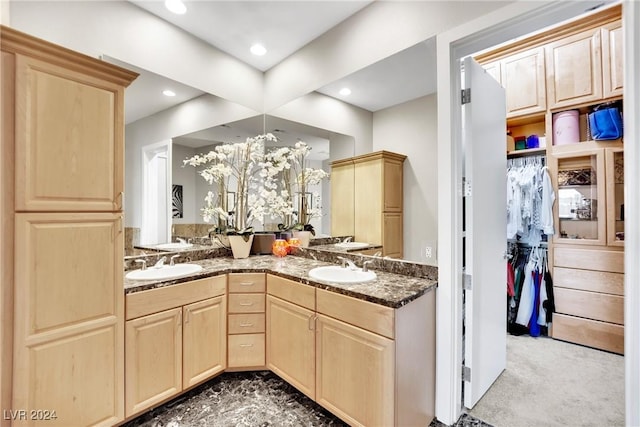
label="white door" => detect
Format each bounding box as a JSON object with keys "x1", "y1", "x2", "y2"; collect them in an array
[{"x1": 462, "y1": 57, "x2": 507, "y2": 409}]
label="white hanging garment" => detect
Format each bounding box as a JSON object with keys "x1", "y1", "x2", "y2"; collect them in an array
[{"x1": 540, "y1": 166, "x2": 556, "y2": 235}]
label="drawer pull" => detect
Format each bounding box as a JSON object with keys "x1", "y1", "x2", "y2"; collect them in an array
[
  {"x1": 240, "y1": 282, "x2": 255, "y2": 286},
  {"x1": 240, "y1": 323, "x2": 254, "y2": 327},
  {"x1": 239, "y1": 302, "x2": 254, "y2": 306},
  {"x1": 239, "y1": 343, "x2": 254, "y2": 348}
]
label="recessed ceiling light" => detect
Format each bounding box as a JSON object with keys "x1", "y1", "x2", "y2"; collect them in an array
[
  {"x1": 165, "y1": 0, "x2": 186, "y2": 15},
  {"x1": 339, "y1": 87, "x2": 351, "y2": 96},
  {"x1": 250, "y1": 44, "x2": 267, "y2": 56},
  {"x1": 162, "y1": 90, "x2": 176, "y2": 97}
]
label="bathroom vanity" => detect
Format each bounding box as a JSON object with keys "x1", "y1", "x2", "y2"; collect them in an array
[{"x1": 123, "y1": 255, "x2": 437, "y2": 427}]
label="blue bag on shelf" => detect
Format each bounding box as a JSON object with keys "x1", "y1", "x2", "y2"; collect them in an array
[{"x1": 588, "y1": 106, "x2": 623, "y2": 140}]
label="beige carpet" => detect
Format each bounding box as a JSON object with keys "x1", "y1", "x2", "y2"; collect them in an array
[{"x1": 467, "y1": 334, "x2": 624, "y2": 427}]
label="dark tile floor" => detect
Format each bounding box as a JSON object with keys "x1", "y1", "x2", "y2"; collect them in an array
[{"x1": 122, "y1": 371, "x2": 491, "y2": 427}]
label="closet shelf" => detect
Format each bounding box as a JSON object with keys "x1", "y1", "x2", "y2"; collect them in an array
[{"x1": 507, "y1": 147, "x2": 547, "y2": 158}]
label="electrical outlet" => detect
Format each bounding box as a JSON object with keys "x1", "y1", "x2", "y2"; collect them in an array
[{"x1": 425, "y1": 246, "x2": 433, "y2": 259}]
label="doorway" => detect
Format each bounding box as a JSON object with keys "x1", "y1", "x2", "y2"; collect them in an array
[
  {"x1": 140, "y1": 140, "x2": 172, "y2": 245},
  {"x1": 435, "y1": 1, "x2": 638, "y2": 425}
]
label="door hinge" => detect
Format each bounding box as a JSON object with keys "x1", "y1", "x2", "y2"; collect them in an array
[
  {"x1": 461, "y1": 88, "x2": 471, "y2": 104},
  {"x1": 463, "y1": 272, "x2": 472, "y2": 290},
  {"x1": 462, "y1": 178, "x2": 472, "y2": 197},
  {"x1": 462, "y1": 366, "x2": 471, "y2": 382}
]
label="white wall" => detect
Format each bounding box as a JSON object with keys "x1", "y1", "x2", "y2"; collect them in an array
[
  {"x1": 9, "y1": 1, "x2": 264, "y2": 111},
  {"x1": 373, "y1": 94, "x2": 438, "y2": 264},
  {"x1": 264, "y1": 1, "x2": 508, "y2": 111},
  {"x1": 125, "y1": 95, "x2": 259, "y2": 228},
  {"x1": 269, "y1": 92, "x2": 372, "y2": 155}
]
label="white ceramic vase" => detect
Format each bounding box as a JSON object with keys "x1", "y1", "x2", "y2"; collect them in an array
[
  {"x1": 228, "y1": 234, "x2": 254, "y2": 259},
  {"x1": 293, "y1": 230, "x2": 311, "y2": 248}
]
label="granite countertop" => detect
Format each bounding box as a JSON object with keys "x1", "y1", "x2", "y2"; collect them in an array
[{"x1": 124, "y1": 255, "x2": 437, "y2": 309}]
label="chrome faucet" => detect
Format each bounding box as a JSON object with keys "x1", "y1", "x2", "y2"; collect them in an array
[
  {"x1": 342, "y1": 236, "x2": 353, "y2": 243},
  {"x1": 153, "y1": 256, "x2": 167, "y2": 268},
  {"x1": 362, "y1": 260, "x2": 375, "y2": 272},
  {"x1": 170, "y1": 254, "x2": 180, "y2": 266},
  {"x1": 372, "y1": 251, "x2": 382, "y2": 257},
  {"x1": 134, "y1": 259, "x2": 147, "y2": 270},
  {"x1": 177, "y1": 237, "x2": 187, "y2": 244},
  {"x1": 337, "y1": 256, "x2": 357, "y2": 270}
]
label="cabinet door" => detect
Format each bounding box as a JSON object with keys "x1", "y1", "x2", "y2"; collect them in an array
[
  {"x1": 14, "y1": 54, "x2": 125, "y2": 212},
  {"x1": 266, "y1": 296, "x2": 315, "y2": 399},
  {"x1": 125, "y1": 308, "x2": 182, "y2": 417},
  {"x1": 383, "y1": 158, "x2": 404, "y2": 212},
  {"x1": 183, "y1": 296, "x2": 226, "y2": 389},
  {"x1": 383, "y1": 212, "x2": 403, "y2": 258},
  {"x1": 316, "y1": 314, "x2": 394, "y2": 427},
  {"x1": 546, "y1": 28, "x2": 602, "y2": 109},
  {"x1": 354, "y1": 160, "x2": 382, "y2": 244},
  {"x1": 605, "y1": 147, "x2": 624, "y2": 246},
  {"x1": 553, "y1": 148, "x2": 606, "y2": 245},
  {"x1": 601, "y1": 20, "x2": 623, "y2": 98},
  {"x1": 13, "y1": 213, "x2": 124, "y2": 426},
  {"x1": 330, "y1": 162, "x2": 355, "y2": 237},
  {"x1": 501, "y1": 47, "x2": 546, "y2": 117},
  {"x1": 482, "y1": 60, "x2": 501, "y2": 84}
]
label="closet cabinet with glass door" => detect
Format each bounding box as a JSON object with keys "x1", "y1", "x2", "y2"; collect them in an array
[{"x1": 550, "y1": 141, "x2": 624, "y2": 355}]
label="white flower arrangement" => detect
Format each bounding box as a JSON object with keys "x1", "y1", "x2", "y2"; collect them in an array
[
  {"x1": 262, "y1": 141, "x2": 329, "y2": 234},
  {"x1": 184, "y1": 133, "x2": 277, "y2": 237}
]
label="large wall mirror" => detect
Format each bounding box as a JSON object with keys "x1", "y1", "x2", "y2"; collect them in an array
[{"x1": 116, "y1": 59, "x2": 355, "y2": 248}]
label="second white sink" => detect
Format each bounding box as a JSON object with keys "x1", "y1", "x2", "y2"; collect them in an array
[
  {"x1": 126, "y1": 263, "x2": 203, "y2": 281},
  {"x1": 308, "y1": 265, "x2": 376, "y2": 284},
  {"x1": 334, "y1": 242, "x2": 370, "y2": 249},
  {"x1": 155, "y1": 242, "x2": 194, "y2": 250}
]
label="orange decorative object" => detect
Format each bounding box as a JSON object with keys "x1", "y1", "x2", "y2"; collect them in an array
[
  {"x1": 287, "y1": 237, "x2": 301, "y2": 253},
  {"x1": 272, "y1": 239, "x2": 288, "y2": 257}
]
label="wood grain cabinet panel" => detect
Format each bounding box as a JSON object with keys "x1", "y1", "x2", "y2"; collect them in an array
[
  {"x1": 546, "y1": 28, "x2": 603, "y2": 109},
  {"x1": 554, "y1": 287, "x2": 624, "y2": 325},
  {"x1": 266, "y1": 296, "x2": 316, "y2": 399},
  {"x1": 601, "y1": 20, "x2": 623, "y2": 98},
  {"x1": 330, "y1": 160, "x2": 355, "y2": 238},
  {"x1": 227, "y1": 334, "x2": 265, "y2": 368},
  {"x1": 125, "y1": 308, "x2": 182, "y2": 417},
  {"x1": 315, "y1": 314, "x2": 395, "y2": 427},
  {"x1": 552, "y1": 313, "x2": 623, "y2": 354},
  {"x1": 501, "y1": 47, "x2": 546, "y2": 117},
  {"x1": 182, "y1": 296, "x2": 226, "y2": 389},
  {"x1": 14, "y1": 55, "x2": 126, "y2": 212}
]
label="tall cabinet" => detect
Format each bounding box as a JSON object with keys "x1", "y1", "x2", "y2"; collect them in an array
[
  {"x1": 331, "y1": 151, "x2": 406, "y2": 258},
  {"x1": 476, "y1": 5, "x2": 624, "y2": 354},
  {"x1": 1, "y1": 26, "x2": 137, "y2": 426}
]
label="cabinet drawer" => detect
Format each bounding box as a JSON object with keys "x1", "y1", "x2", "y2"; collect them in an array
[
  {"x1": 267, "y1": 274, "x2": 315, "y2": 310},
  {"x1": 554, "y1": 287, "x2": 624, "y2": 325},
  {"x1": 228, "y1": 273, "x2": 266, "y2": 293},
  {"x1": 553, "y1": 267, "x2": 624, "y2": 295},
  {"x1": 126, "y1": 276, "x2": 226, "y2": 320},
  {"x1": 554, "y1": 247, "x2": 624, "y2": 273},
  {"x1": 228, "y1": 334, "x2": 265, "y2": 368},
  {"x1": 552, "y1": 313, "x2": 623, "y2": 354},
  {"x1": 228, "y1": 313, "x2": 265, "y2": 334},
  {"x1": 316, "y1": 288, "x2": 394, "y2": 339},
  {"x1": 228, "y1": 294, "x2": 265, "y2": 313}
]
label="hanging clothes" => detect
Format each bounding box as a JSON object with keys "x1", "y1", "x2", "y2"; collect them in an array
[{"x1": 506, "y1": 157, "x2": 555, "y2": 243}]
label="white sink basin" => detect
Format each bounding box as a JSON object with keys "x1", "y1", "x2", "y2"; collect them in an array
[
  {"x1": 334, "y1": 242, "x2": 369, "y2": 249},
  {"x1": 308, "y1": 265, "x2": 376, "y2": 284},
  {"x1": 126, "y1": 263, "x2": 203, "y2": 281},
  {"x1": 155, "y1": 242, "x2": 194, "y2": 250}
]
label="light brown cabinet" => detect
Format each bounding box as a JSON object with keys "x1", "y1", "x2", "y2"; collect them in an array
[
  {"x1": 124, "y1": 277, "x2": 227, "y2": 417},
  {"x1": 266, "y1": 274, "x2": 436, "y2": 426},
  {"x1": 545, "y1": 27, "x2": 603, "y2": 109},
  {"x1": 315, "y1": 313, "x2": 395, "y2": 426},
  {"x1": 331, "y1": 151, "x2": 406, "y2": 257},
  {"x1": 1, "y1": 25, "x2": 137, "y2": 427},
  {"x1": 500, "y1": 47, "x2": 547, "y2": 117},
  {"x1": 125, "y1": 307, "x2": 183, "y2": 416},
  {"x1": 330, "y1": 159, "x2": 355, "y2": 237},
  {"x1": 227, "y1": 273, "x2": 266, "y2": 369},
  {"x1": 601, "y1": 20, "x2": 623, "y2": 98}
]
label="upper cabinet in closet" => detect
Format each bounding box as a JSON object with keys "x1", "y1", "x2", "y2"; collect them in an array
[
  {"x1": 601, "y1": 20, "x2": 623, "y2": 99},
  {"x1": 481, "y1": 47, "x2": 546, "y2": 118}
]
